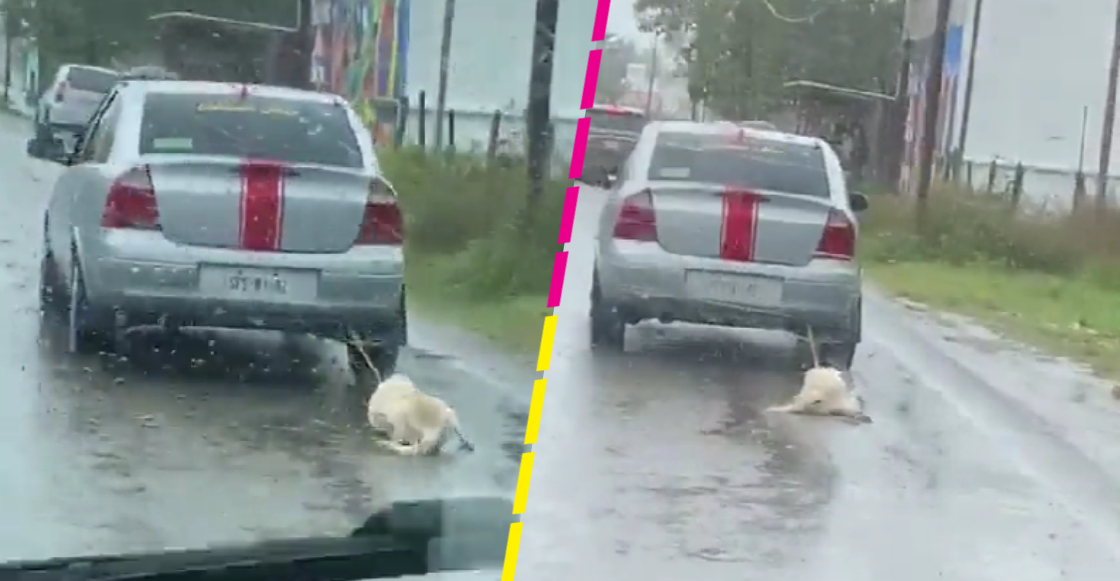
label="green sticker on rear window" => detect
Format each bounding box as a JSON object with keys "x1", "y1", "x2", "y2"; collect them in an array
[
  {"x1": 196, "y1": 102, "x2": 298, "y2": 116},
  {"x1": 150, "y1": 137, "x2": 193, "y2": 150}
]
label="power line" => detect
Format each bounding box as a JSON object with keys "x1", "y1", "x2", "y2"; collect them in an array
[{"x1": 758, "y1": 0, "x2": 826, "y2": 24}]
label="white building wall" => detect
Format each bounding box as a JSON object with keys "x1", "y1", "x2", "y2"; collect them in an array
[
  {"x1": 958, "y1": 0, "x2": 1117, "y2": 171},
  {"x1": 405, "y1": 0, "x2": 597, "y2": 118}
]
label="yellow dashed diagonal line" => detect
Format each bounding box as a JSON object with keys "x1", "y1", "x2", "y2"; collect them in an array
[
  {"x1": 536, "y1": 315, "x2": 557, "y2": 371},
  {"x1": 513, "y1": 452, "x2": 535, "y2": 514},
  {"x1": 504, "y1": 296, "x2": 560, "y2": 577},
  {"x1": 524, "y1": 379, "x2": 547, "y2": 445},
  {"x1": 501, "y1": 522, "x2": 523, "y2": 581}
]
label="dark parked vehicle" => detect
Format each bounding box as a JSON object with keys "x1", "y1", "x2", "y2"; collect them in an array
[
  {"x1": 121, "y1": 65, "x2": 181, "y2": 81},
  {"x1": 584, "y1": 104, "x2": 647, "y2": 187}
]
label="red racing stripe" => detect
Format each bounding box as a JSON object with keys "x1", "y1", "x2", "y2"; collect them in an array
[
  {"x1": 238, "y1": 162, "x2": 285, "y2": 251},
  {"x1": 719, "y1": 188, "x2": 760, "y2": 261}
]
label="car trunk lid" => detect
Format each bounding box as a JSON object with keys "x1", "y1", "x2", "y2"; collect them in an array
[
  {"x1": 148, "y1": 157, "x2": 371, "y2": 253},
  {"x1": 649, "y1": 182, "x2": 835, "y2": 267}
]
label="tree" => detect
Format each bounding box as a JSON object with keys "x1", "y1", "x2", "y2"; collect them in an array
[
  {"x1": 634, "y1": 0, "x2": 904, "y2": 119},
  {"x1": 597, "y1": 34, "x2": 639, "y2": 104},
  {"x1": 24, "y1": 0, "x2": 290, "y2": 84},
  {"x1": 2, "y1": 0, "x2": 32, "y2": 103}
]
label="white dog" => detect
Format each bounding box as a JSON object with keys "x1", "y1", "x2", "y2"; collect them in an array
[
  {"x1": 348, "y1": 335, "x2": 475, "y2": 455},
  {"x1": 766, "y1": 327, "x2": 871, "y2": 424}
]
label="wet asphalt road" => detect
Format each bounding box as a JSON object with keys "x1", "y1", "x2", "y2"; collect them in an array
[
  {"x1": 0, "y1": 114, "x2": 527, "y2": 563},
  {"x1": 516, "y1": 184, "x2": 1120, "y2": 580},
  {"x1": 10, "y1": 110, "x2": 1120, "y2": 581}
]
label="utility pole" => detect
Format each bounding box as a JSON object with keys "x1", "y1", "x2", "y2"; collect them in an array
[
  {"x1": 1097, "y1": 0, "x2": 1120, "y2": 208},
  {"x1": 644, "y1": 33, "x2": 659, "y2": 117},
  {"x1": 526, "y1": 0, "x2": 559, "y2": 203},
  {"x1": 434, "y1": 0, "x2": 456, "y2": 151},
  {"x1": 914, "y1": 0, "x2": 953, "y2": 225},
  {"x1": 955, "y1": 0, "x2": 983, "y2": 171}
]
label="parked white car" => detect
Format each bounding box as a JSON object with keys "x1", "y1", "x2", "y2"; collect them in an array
[{"x1": 34, "y1": 64, "x2": 119, "y2": 142}]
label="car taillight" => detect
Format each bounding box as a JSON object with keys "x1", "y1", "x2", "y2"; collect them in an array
[
  {"x1": 815, "y1": 209, "x2": 855, "y2": 260},
  {"x1": 354, "y1": 179, "x2": 403, "y2": 245},
  {"x1": 55, "y1": 82, "x2": 67, "y2": 103},
  {"x1": 101, "y1": 166, "x2": 160, "y2": 230},
  {"x1": 612, "y1": 190, "x2": 657, "y2": 242}
]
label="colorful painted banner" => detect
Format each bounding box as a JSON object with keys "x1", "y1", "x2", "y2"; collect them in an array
[
  {"x1": 310, "y1": 0, "x2": 410, "y2": 145},
  {"x1": 900, "y1": 23, "x2": 964, "y2": 195}
]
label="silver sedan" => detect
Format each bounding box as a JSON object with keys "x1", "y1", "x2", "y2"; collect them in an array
[
  {"x1": 31, "y1": 80, "x2": 406, "y2": 378},
  {"x1": 590, "y1": 121, "x2": 867, "y2": 368}
]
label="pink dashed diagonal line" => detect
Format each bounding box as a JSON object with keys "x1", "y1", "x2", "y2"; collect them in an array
[
  {"x1": 568, "y1": 117, "x2": 590, "y2": 180},
  {"x1": 557, "y1": 186, "x2": 579, "y2": 244},
  {"x1": 582, "y1": 49, "x2": 603, "y2": 109},
  {"x1": 552, "y1": 0, "x2": 610, "y2": 305},
  {"x1": 547, "y1": 251, "x2": 569, "y2": 308},
  {"x1": 591, "y1": 0, "x2": 612, "y2": 41},
  {"x1": 551, "y1": 0, "x2": 613, "y2": 322}
]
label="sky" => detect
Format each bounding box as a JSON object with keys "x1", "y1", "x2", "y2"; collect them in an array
[{"x1": 607, "y1": 0, "x2": 646, "y2": 41}]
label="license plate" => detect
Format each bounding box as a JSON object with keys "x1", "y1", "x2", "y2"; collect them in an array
[
  {"x1": 685, "y1": 271, "x2": 782, "y2": 307},
  {"x1": 200, "y1": 266, "x2": 316, "y2": 301}
]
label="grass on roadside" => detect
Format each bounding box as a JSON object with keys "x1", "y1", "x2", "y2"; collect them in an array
[
  {"x1": 382, "y1": 147, "x2": 565, "y2": 354},
  {"x1": 860, "y1": 185, "x2": 1120, "y2": 383},
  {"x1": 404, "y1": 254, "x2": 552, "y2": 354}
]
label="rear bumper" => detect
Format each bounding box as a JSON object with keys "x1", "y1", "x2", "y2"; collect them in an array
[
  {"x1": 584, "y1": 145, "x2": 631, "y2": 172},
  {"x1": 90, "y1": 293, "x2": 405, "y2": 342},
  {"x1": 79, "y1": 229, "x2": 405, "y2": 341},
  {"x1": 598, "y1": 240, "x2": 861, "y2": 339}
]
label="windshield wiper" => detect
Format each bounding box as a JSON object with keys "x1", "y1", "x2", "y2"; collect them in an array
[{"x1": 4, "y1": 496, "x2": 515, "y2": 581}]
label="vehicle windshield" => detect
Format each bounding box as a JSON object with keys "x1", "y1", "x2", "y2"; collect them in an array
[
  {"x1": 648, "y1": 131, "x2": 831, "y2": 198},
  {"x1": 66, "y1": 67, "x2": 119, "y2": 93},
  {"x1": 140, "y1": 92, "x2": 364, "y2": 168},
  {"x1": 587, "y1": 108, "x2": 646, "y2": 133}
]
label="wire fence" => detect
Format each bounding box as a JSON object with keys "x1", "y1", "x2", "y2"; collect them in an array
[
  {"x1": 391, "y1": 89, "x2": 575, "y2": 178},
  {"x1": 938, "y1": 156, "x2": 1119, "y2": 215}
]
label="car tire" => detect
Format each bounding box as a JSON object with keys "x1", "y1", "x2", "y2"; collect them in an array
[
  {"x1": 829, "y1": 298, "x2": 862, "y2": 370},
  {"x1": 590, "y1": 269, "x2": 625, "y2": 351},
  {"x1": 347, "y1": 289, "x2": 407, "y2": 389},
  {"x1": 34, "y1": 111, "x2": 53, "y2": 143},
  {"x1": 348, "y1": 342, "x2": 400, "y2": 385},
  {"x1": 824, "y1": 341, "x2": 858, "y2": 370},
  {"x1": 65, "y1": 257, "x2": 115, "y2": 355},
  {"x1": 806, "y1": 299, "x2": 861, "y2": 370},
  {"x1": 39, "y1": 247, "x2": 63, "y2": 319}
]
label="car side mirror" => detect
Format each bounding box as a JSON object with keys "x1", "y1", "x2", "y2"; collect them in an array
[{"x1": 849, "y1": 192, "x2": 869, "y2": 212}]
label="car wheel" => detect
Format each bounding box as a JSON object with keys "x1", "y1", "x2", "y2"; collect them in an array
[
  {"x1": 828, "y1": 299, "x2": 862, "y2": 370},
  {"x1": 590, "y1": 269, "x2": 625, "y2": 350},
  {"x1": 34, "y1": 113, "x2": 52, "y2": 143},
  {"x1": 39, "y1": 248, "x2": 63, "y2": 319},
  {"x1": 65, "y1": 258, "x2": 114, "y2": 355},
  {"x1": 348, "y1": 341, "x2": 400, "y2": 387},
  {"x1": 802, "y1": 300, "x2": 861, "y2": 371},
  {"x1": 823, "y1": 341, "x2": 858, "y2": 370},
  {"x1": 347, "y1": 290, "x2": 406, "y2": 388}
]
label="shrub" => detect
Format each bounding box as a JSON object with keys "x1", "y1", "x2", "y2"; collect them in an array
[
  {"x1": 860, "y1": 183, "x2": 1120, "y2": 291},
  {"x1": 380, "y1": 146, "x2": 567, "y2": 301}
]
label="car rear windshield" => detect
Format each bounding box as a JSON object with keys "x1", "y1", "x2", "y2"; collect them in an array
[
  {"x1": 648, "y1": 132, "x2": 830, "y2": 198},
  {"x1": 588, "y1": 109, "x2": 646, "y2": 133},
  {"x1": 65, "y1": 67, "x2": 118, "y2": 94},
  {"x1": 139, "y1": 93, "x2": 363, "y2": 168}
]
